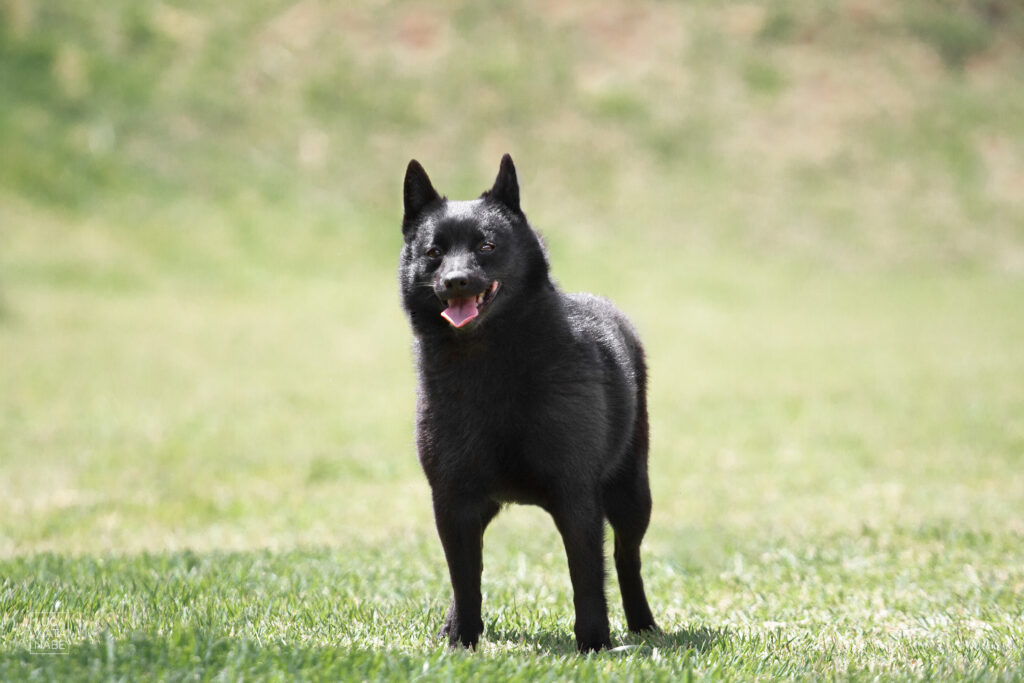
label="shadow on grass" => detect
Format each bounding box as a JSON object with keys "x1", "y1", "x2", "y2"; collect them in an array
[
  {"x1": 1, "y1": 635, "x2": 442, "y2": 679},
  {"x1": 484, "y1": 624, "x2": 727, "y2": 656},
  {"x1": 642, "y1": 625, "x2": 726, "y2": 653},
  {"x1": 1, "y1": 623, "x2": 728, "y2": 678},
  {"x1": 483, "y1": 624, "x2": 578, "y2": 653}
]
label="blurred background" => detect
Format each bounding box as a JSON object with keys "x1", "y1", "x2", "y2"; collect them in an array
[{"x1": 1, "y1": 0, "x2": 1022, "y2": 558}]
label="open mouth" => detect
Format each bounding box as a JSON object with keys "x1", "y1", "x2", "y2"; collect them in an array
[{"x1": 441, "y1": 281, "x2": 500, "y2": 328}]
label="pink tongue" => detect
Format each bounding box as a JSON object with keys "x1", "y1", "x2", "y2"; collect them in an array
[{"x1": 441, "y1": 297, "x2": 479, "y2": 328}]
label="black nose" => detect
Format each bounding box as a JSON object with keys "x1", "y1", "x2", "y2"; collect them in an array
[{"x1": 443, "y1": 273, "x2": 470, "y2": 290}]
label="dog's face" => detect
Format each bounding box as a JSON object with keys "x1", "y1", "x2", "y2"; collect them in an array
[{"x1": 399, "y1": 155, "x2": 548, "y2": 333}]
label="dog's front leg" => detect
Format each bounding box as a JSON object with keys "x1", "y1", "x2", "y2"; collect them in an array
[
  {"x1": 552, "y1": 496, "x2": 612, "y2": 653},
  {"x1": 433, "y1": 495, "x2": 491, "y2": 649}
]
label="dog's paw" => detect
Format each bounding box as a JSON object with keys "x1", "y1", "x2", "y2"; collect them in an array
[
  {"x1": 443, "y1": 623, "x2": 482, "y2": 650},
  {"x1": 575, "y1": 623, "x2": 612, "y2": 653},
  {"x1": 627, "y1": 617, "x2": 659, "y2": 634},
  {"x1": 437, "y1": 600, "x2": 455, "y2": 639},
  {"x1": 438, "y1": 611, "x2": 482, "y2": 649},
  {"x1": 449, "y1": 630, "x2": 480, "y2": 650}
]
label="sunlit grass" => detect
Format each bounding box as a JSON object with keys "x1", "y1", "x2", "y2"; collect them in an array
[
  {"x1": 3, "y1": 204, "x2": 1023, "y2": 677},
  {"x1": 3, "y1": 0, "x2": 1024, "y2": 678}
]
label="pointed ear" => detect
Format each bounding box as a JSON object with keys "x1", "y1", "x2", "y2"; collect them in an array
[
  {"x1": 403, "y1": 159, "x2": 441, "y2": 227},
  {"x1": 485, "y1": 153, "x2": 520, "y2": 214}
]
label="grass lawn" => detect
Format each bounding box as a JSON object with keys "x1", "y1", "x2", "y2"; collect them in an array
[
  {"x1": 2, "y1": 0, "x2": 1024, "y2": 679},
  {"x1": 3, "y1": 211, "x2": 1022, "y2": 679}
]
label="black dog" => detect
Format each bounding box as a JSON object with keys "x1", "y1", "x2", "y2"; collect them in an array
[{"x1": 399, "y1": 155, "x2": 657, "y2": 652}]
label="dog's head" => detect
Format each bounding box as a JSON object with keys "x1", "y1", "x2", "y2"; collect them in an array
[{"x1": 399, "y1": 155, "x2": 549, "y2": 333}]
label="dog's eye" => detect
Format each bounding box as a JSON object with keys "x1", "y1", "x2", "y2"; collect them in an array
[
  {"x1": 426, "y1": 247, "x2": 443, "y2": 258},
  {"x1": 479, "y1": 242, "x2": 496, "y2": 253}
]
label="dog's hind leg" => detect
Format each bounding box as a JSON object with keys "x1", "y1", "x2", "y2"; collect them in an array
[
  {"x1": 436, "y1": 498, "x2": 500, "y2": 648},
  {"x1": 604, "y1": 468, "x2": 657, "y2": 633},
  {"x1": 603, "y1": 399, "x2": 658, "y2": 633}
]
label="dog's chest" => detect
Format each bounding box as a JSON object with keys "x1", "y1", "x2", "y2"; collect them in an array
[
  {"x1": 419, "y1": 360, "x2": 609, "y2": 495},
  {"x1": 421, "y1": 359, "x2": 535, "y2": 446}
]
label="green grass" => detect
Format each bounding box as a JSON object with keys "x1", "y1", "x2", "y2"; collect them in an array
[
  {"x1": 3, "y1": 0, "x2": 1024, "y2": 679},
  {"x1": 3, "y1": 532, "x2": 1021, "y2": 679},
  {"x1": 3, "y1": 212, "x2": 1022, "y2": 678}
]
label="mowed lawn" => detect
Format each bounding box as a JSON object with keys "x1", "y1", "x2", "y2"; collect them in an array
[
  {"x1": 2, "y1": 207, "x2": 1023, "y2": 679},
  {"x1": 3, "y1": 0, "x2": 1024, "y2": 678}
]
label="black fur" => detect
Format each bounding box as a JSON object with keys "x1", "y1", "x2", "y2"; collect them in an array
[{"x1": 398, "y1": 155, "x2": 657, "y2": 653}]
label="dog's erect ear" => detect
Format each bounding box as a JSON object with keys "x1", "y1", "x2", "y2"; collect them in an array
[
  {"x1": 403, "y1": 159, "x2": 441, "y2": 230},
  {"x1": 485, "y1": 153, "x2": 521, "y2": 214}
]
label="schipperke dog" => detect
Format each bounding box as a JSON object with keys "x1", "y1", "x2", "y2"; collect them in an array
[{"x1": 399, "y1": 154, "x2": 657, "y2": 653}]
